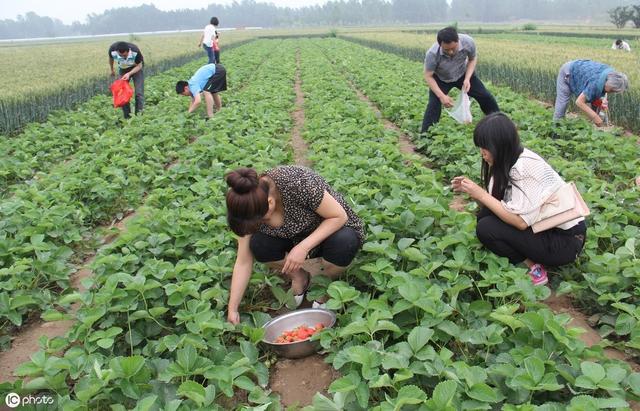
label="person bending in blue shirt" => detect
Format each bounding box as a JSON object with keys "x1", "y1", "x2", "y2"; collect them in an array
[
  {"x1": 553, "y1": 60, "x2": 628, "y2": 126},
  {"x1": 176, "y1": 63, "x2": 227, "y2": 119}
]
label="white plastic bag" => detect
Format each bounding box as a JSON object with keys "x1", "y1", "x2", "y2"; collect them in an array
[{"x1": 447, "y1": 92, "x2": 473, "y2": 124}]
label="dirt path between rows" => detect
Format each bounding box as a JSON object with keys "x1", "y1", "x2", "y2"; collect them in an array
[
  {"x1": 266, "y1": 48, "x2": 338, "y2": 408},
  {"x1": 546, "y1": 293, "x2": 640, "y2": 371},
  {"x1": 0, "y1": 138, "x2": 199, "y2": 383},
  {"x1": 290, "y1": 49, "x2": 311, "y2": 168},
  {"x1": 345, "y1": 79, "x2": 417, "y2": 159},
  {"x1": 0, "y1": 212, "x2": 134, "y2": 382}
]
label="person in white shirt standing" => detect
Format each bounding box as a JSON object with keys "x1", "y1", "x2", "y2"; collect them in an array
[
  {"x1": 452, "y1": 113, "x2": 587, "y2": 286},
  {"x1": 199, "y1": 17, "x2": 219, "y2": 64},
  {"x1": 612, "y1": 39, "x2": 631, "y2": 52}
]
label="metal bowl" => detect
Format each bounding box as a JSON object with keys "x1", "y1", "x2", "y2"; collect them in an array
[{"x1": 262, "y1": 309, "x2": 336, "y2": 359}]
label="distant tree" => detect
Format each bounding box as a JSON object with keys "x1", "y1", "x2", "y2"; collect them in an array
[
  {"x1": 609, "y1": 5, "x2": 632, "y2": 28},
  {"x1": 630, "y1": 5, "x2": 640, "y2": 28}
]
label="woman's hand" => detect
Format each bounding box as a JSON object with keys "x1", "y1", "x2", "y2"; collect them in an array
[
  {"x1": 227, "y1": 310, "x2": 240, "y2": 325},
  {"x1": 451, "y1": 176, "x2": 486, "y2": 201},
  {"x1": 282, "y1": 244, "x2": 308, "y2": 275}
]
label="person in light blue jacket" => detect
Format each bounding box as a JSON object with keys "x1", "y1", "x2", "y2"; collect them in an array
[
  {"x1": 553, "y1": 60, "x2": 628, "y2": 126},
  {"x1": 175, "y1": 63, "x2": 227, "y2": 119}
]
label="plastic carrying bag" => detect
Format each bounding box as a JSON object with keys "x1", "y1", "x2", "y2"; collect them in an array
[
  {"x1": 110, "y1": 79, "x2": 133, "y2": 108},
  {"x1": 447, "y1": 92, "x2": 472, "y2": 124}
]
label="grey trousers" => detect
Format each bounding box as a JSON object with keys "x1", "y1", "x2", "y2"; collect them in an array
[
  {"x1": 553, "y1": 61, "x2": 573, "y2": 120},
  {"x1": 118, "y1": 68, "x2": 145, "y2": 118}
]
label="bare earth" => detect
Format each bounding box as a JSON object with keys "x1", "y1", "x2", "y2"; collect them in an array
[
  {"x1": 545, "y1": 293, "x2": 640, "y2": 373},
  {"x1": 291, "y1": 50, "x2": 311, "y2": 168},
  {"x1": 269, "y1": 354, "x2": 340, "y2": 407}
]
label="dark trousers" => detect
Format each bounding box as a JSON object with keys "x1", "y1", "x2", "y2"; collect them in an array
[
  {"x1": 420, "y1": 73, "x2": 499, "y2": 134},
  {"x1": 214, "y1": 50, "x2": 220, "y2": 64},
  {"x1": 476, "y1": 208, "x2": 586, "y2": 266},
  {"x1": 119, "y1": 68, "x2": 144, "y2": 119},
  {"x1": 250, "y1": 227, "x2": 361, "y2": 267},
  {"x1": 203, "y1": 45, "x2": 215, "y2": 64}
]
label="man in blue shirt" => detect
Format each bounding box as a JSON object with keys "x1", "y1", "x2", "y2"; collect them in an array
[
  {"x1": 554, "y1": 60, "x2": 628, "y2": 126},
  {"x1": 108, "y1": 41, "x2": 144, "y2": 119},
  {"x1": 176, "y1": 63, "x2": 227, "y2": 119}
]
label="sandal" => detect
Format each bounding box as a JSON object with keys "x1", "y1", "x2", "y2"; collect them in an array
[{"x1": 293, "y1": 271, "x2": 311, "y2": 308}]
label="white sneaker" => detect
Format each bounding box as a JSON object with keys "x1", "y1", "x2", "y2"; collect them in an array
[
  {"x1": 294, "y1": 293, "x2": 305, "y2": 308},
  {"x1": 312, "y1": 301, "x2": 327, "y2": 309}
]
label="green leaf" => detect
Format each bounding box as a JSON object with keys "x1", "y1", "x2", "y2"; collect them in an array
[
  {"x1": 402, "y1": 247, "x2": 427, "y2": 263},
  {"x1": 329, "y1": 372, "x2": 360, "y2": 393},
  {"x1": 397, "y1": 238, "x2": 415, "y2": 251},
  {"x1": 597, "y1": 397, "x2": 629, "y2": 408},
  {"x1": 524, "y1": 357, "x2": 545, "y2": 384},
  {"x1": 396, "y1": 385, "x2": 427, "y2": 405},
  {"x1": 626, "y1": 372, "x2": 640, "y2": 395},
  {"x1": 97, "y1": 338, "x2": 115, "y2": 349},
  {"x1": 355, "y1": 381, "x2": 370, "y2": 409},
  {"x1": 580, "y1": 361, "x2": 606, "y2": 383},
  {"x1": 466, "y1": 383, "x2": 500, "y2": 403},
  {"x1": 132, "y1": 395, "x2": 157, "y2": 411},
  {"x1": 10, "y1": 295, "x2": 37, "y2": 309},
  {"x1": 110, "y1": 356, "x2": 145, "y2": 379},
  {"x1": 177, "y1": 380, "x2": 206, "y2": 407},
  {"x1": 407, "y1": 326, "x2": 434, "y2": 353},
  {"x1": 432, "y1": 380, "x2": 457, "y2": 408},
  {"x1": 234, "y1": 375, "x2": 256, "y2": 391},
  {"x1": 311, "y1": 393, "x2": 343, "y2": 411},
  {"x1": 369, "y1": 373, "x2": 393, "y2": 388},
  {"x1": 373, "y1": 320, "x2": 401, "y2": 334},
  {"x1": 239, "y1": 340, "x2": 259, "y2": 364}
]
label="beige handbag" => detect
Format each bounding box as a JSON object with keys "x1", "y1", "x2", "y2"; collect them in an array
[{"x1": 531, "y1": 182, "x2": 590, "y2": 233}]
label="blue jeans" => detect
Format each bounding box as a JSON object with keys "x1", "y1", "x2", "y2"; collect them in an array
[
  {"x1": 203, "y1": 45, "x2": 215, "y2": 64},
  {"x1": 553, "y1": 61, "x2": 573, "y2": 120}
]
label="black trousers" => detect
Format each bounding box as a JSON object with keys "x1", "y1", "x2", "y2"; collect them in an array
[
  {"x1": 420, "y1": 73, "x2": 499, "y2": 134},
  {"x1": 250, "y1": 227, "x2": 361, "y2": 267},
  {"x1": 476, "y1": 208, "x2": 586, "y2": 266}
]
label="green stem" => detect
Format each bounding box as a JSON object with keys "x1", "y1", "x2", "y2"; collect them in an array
[{"x1": 127, "y1": 310, "x2": 134, "y2": 355}]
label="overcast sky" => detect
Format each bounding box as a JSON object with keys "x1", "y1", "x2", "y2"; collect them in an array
[{"x1": 1, "y1": 0, "x2": 330, "y2": 24}]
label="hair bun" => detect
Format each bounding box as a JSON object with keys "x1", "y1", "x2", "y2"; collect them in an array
[{"x1": 226, "y1": 168, "x2": 259, "y2": 194}]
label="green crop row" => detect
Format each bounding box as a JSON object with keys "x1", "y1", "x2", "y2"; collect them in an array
[
  {"x1": 316, "y1": 38, "x2": 640, "y2": 359},
  {"x1": 2, "y1": 37, "x2": 639, "y2": 410},
  {"x1": 0, "y1": 39, "x2": 266, "y2": 198},
  {"x1": 0, "y1": 40, "x2": 278, "y2": 346},
  {"x1": 0, "y1": 33, "x2": 255, "y2": 134},
  {"x1": 339, "y1": 32, "x2": 640, "y2": 133},
  {"x1": 0, "y1": 39, "x2": 298, "y2": 409},
  {"x1": 289, "y1": 39, "x2": 640, "y2": 410}
]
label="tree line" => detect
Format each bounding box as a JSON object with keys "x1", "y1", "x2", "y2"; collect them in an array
[
  {"x1": 609, "y1": 4, "x2": 640, "y2": 28},
  {"x1": 1, "y1": 0, "x2": 635, "y2": 40}
]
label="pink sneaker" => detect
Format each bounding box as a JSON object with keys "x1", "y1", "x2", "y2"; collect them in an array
[{"x1": 528, "y1": 264, "x2": 548, "y2": 286}]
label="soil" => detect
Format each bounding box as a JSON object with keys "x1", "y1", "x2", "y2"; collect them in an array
[
  {"x1": 269, "y1": 354, "x2": 340, "y2": 408},
  {"x1": 291, "y1": 50, "x2": 311, "y2": 168},
  {"x1": 449, "y1": 195, "x2": 468, "y2": 212},
  {"x1": 0, "y1": 212, "x2": 136, "y2": 383},
  {"x1": 545, "y1": 293, "x2": 640, "y2": 372},
  {"x1": 347, "y1": 81, "x2": 417, "y2": 158}
]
